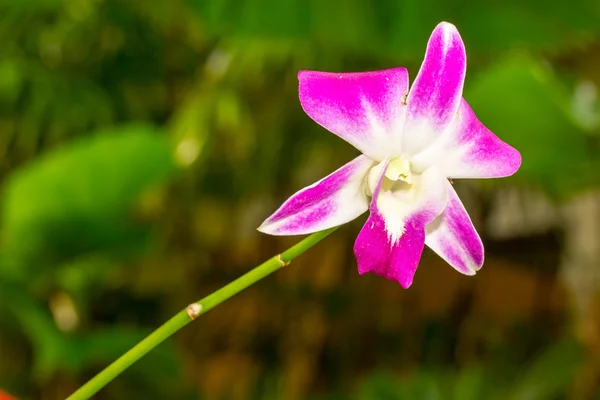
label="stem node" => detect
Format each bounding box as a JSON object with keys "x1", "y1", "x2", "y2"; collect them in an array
[
  {"x1": 186, "y1": 303, "x2": 203, "y2": 320},
  {"x1": 277, "y1": 254, "x2": 290, "y2": 267}
]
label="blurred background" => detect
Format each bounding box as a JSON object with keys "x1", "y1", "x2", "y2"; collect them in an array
[{"x1": 1, "y1": 0, "x2": 600, "y2": 399}]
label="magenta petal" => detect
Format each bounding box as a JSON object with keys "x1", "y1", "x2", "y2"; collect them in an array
[
  {"x1": 403, "y1": 22, "x2": 466, "y2": 155},
  {"x1": 258, "y1": 155, "x2": 373, "y2": 235},
  {"x1": 352, "y1": 161, "x2": 446, "y2": 288},
  {"x1": 447, "y1": 99, "x2": 521, "y2": 178},
  {"x1": 425, "y1": 181, "x2": 484, "y2": 275},
  {"x1": 411, "y1": 99, "x2": 522, "y2": 178},
  {"x1": 354, "y1": 210, "x2": 425, "y2": 289},
  {"x1": 299, "y1": 68, "x2": 409, "y2": 160}
]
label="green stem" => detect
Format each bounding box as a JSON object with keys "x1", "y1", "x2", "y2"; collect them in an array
[{"x1": 66, "y1": 227, "x2": 338, "y2": 400}]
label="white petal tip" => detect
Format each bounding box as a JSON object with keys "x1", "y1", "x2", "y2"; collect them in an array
[
  {"x1": 256, "y1": 221, "x2": 312, "y2": 236},
  {"x1": 257, "y1": 220, "x2": 275, "y2": 234},
  {"x1": 437, "y1": 21, "x2": 457, "y2": 30},
  {"x1": 257, "y1": 226, "x2": 276, "y2": 236},
  {"x1": 463, "y1": 259, "x2": 484, "y2": 276}
]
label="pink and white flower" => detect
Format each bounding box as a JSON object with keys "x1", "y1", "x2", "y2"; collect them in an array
[{"x1": 258, "y1": 22, "x2": 521, "y2": 288}]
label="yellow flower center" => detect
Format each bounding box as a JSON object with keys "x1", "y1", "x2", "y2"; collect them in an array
[
  {"x1": 385, "y1": 157, "x2": 412, "y2": 185},
  {"x1": 367, "y1": 156, "x2": 412, "y2": 196}
]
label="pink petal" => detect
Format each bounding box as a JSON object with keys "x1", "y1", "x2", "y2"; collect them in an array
[
  {"x1": 353, "y1": 163, "x2": 448, "y2": 288},
  {"x1": 354, "y1": 207, "x2": 426, "y2": 289},
  {"x1": 425, "y1": 181, "x2": 484, "y2": 275},
  {"x1": 410, "y1": 99, "x2": 522, "y2": 178},
  {"x1": 403, "y1": 22, "x2": 466, "y2": 155},
  {"x1": 299, "y1": 68, "x2": 409, "y2": 160},
  {"x1": 258, "y1": 155, "x2": 373, "y2": 235}
]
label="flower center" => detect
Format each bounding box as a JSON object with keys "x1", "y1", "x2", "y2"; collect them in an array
[
  {"x1": 385, "y1": 157, "x2": 412, "y2": 185},
  {"x1": 367, "y1": 157, "x2": 412, "y2": 196}
]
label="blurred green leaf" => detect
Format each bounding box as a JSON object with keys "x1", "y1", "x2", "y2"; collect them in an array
[
  {"x1": 452, "y1": 367, "x2": 487, "y2": 400},
  {"x1": 455, "y1": 0, "x2": 600, "y2": 54},
  {"x1": 0, "y1": 280, "x2": 180, "y2": 380},
  {"x1": 509, "y1": 339, "x2": 582, "y2": 400},
  {"x1": 354, "y1": 370, "x2": 403, "y2": 400},
  {"x1": 0, "y1": 0, "x2": 61, "y2": 10},
  {"x1": 0, "y1": 281, "x2": 65, "y2": 378},
  {"x1": 354, "y1": 370, "x2": 447, "y2": 400},
  {"x1": 0, "y1": 59, "x2": 23, "y2": 105},
  {"x1": 466, "y1": 57, "x2": 600, "y2": 198},
  {"x1": 396, "y1": 370, "x2": 445, "y2": 400},
  {"x1": 1, "y1": 123, "x2": 175, "y2": 271},
  {"x1": 189, "y1": 0, "x2": 600, "y2": 57}
]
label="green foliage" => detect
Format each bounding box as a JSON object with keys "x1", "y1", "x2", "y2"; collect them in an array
[
  {"x1": 0, "y1": 124, "x2": 180, "y2": 397},
  {"x1": 466, "y1": 57, "x2": 600, "y2": 198},
  {"x1": 352, "y1": 339, "x2": 582, "y2": 400},
  {"x1": 189, "y1": 0, "x2": 600, "y2": 57},
  {"x1": 0, "y1": 282, "x2": 179, "y2": 379},
  {"x1": 1, "y1": 124, "x2": 174, "y2": 275},
  {"x1": 509, "y1": 339, "x2": 582, "y2": 400}
]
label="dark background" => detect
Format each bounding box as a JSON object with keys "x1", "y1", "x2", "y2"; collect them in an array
[{"x1": 1, "y1": 0, "x2": 600, "y2": 399}]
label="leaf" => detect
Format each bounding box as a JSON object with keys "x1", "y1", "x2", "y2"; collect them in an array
[
  {"x1": 0, "y1": 59, "x2": 23, "y2": 105},
  {"x1": 187, "y1": 0, "x2": 600, "y2": 58},
  {"x1": 353, "y1": 370, "x2": 402, "y2": 400},
  {"x1": 0, "y1": 281, "x2": 65, "y2": 378},
  {"x1": 0, "y1": 280, "x2": 180, "y2": 380},
  {"x1": 191, "y1": 0, "x2": 386, "y2": 56},
  {"x1": 354, "y1": 370, "x2": 446, "y2": 400},
  {"x1": 465, "y1": 56, "x2": 600, "y2": 199},
  {"x1": 0, "y1": 0, "x2": 61, "y2": 10},
  {"x1": 452, "y1": 367, "x2": 488, "y2": 400},
  {"x1": 0, "y1": 123, "x2": 175, "y2": 271},
  {"x1": 509, "y1": 339, "x2": 582, "y2": 400},
  {"x1": 396, "y1": 370, "x2": 445, "y2": 400},
  {"x1": 454, "y1": 0, "x2": 600, "y2": 54}
]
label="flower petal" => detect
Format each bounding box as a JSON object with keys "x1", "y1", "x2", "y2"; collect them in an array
[
  {"x1": 411, "y1": 99, "x2": 521, "y2": 178},
  {"x1": 258, "y1": 155, "x2": 373, "y2": 235},
  {"x1": 403, "y1": 22, "x2": 466, "y2": 155},
  {"x1": 425, "y1": 181, "x2": 484, "y2": 275},
  {"x1": 299, "y1": 68, "x2": 409, "y2": 160},
  {"x1": 354, "y1": 209, "x2": 425, "y2": 288},
  {"x1": 353, "y1": 164, "x2": 448, "y2": 288}
]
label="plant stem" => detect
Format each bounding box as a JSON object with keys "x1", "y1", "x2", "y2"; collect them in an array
[{"x1": 66, "y1": 227, "x2": 338, "y2": 400}]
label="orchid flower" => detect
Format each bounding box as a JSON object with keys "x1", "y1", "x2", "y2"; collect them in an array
[{"x1": 258, "y1": 22, "x2": 521, "y2": 288}]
